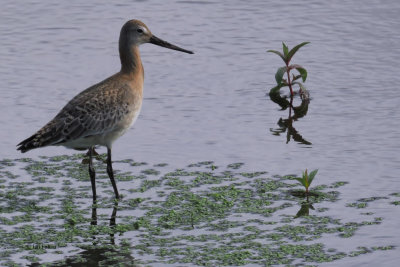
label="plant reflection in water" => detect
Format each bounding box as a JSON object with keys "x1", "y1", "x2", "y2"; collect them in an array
[
  {"x1": 269, "y1": 89, "x2": 311, "y2": 145},
  {"x1": 295, "y1": 201, "x2": 315, "y2": 218}
]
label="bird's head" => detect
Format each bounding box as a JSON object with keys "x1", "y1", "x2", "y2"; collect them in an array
[{"x1": 120, "y1": 19, "x2": 193, "y2": 54}]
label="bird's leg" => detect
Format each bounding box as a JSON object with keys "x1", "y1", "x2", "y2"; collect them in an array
[
  {"x1": 107, "y1": 147, "x2": 120, "y2": 199},
  {"x1": 91, "y1": 198, "x2": 97, "y2": 226},
  {"x1": 89, "y1": 146, "x2": 97, "y2": 201},
  {"x1": 109, "y1": 201, "x2": 118, "y2": 245},
  {"x1": 90, "y1": 197, "x2": 99, "y2": 245}
]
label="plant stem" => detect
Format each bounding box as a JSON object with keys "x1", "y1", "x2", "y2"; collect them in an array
[
  {"x1": 305, "y1": 186, "x2": 309, "y2": 202},
  {"x1": 305, "y1": 171, "x2": 309, "y2": 197},
  {"x1": 286, "y1": 65, "x2": 294, "y2": 96}
]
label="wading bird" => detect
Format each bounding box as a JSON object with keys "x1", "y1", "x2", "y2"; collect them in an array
[{"x1": 17, "y1": 19, "x2": 193, "y2": 200}]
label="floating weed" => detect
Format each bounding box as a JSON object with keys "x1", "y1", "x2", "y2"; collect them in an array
[
  {"x1": 114, "y1": 158, "x2": 134, "y2": 163},
  {"x1": 0, "y1": 170, "x2": 19, "y2": 179},
  {"x1": 240, "y1": 171, "x2": 267, "y2": 178},
  {"x1": 165, "y1": 177, "x2": 187, "y2": 190},
  {"x1": 329, "y1": 181, "x2": 349, "y2": 188},
  {"x1": 126, "y1": 198, "x2": 144, "y2": 208},
  {"x1": 0, "y1": 159, "x2": 15, "y2": 167},
  {"x1": 358, "y1": 196, "x2": 388, "y2": 202},
  {"x1": 141, "y1": 168, "x2": 160, "y2": 176},
  {"x1": 227, "y1": 162, "x2": 245, "y2": 169},
  {"x1": 130, "y1": 161, "x2": 147, "y2": 167},
  {"x1": 348, "y1": 246, "x2": 373, "y2": 257},
  {"x1": 371, "y1": 245, "x2": 395, "y2": 251},
  {"x1": 360, "y1": 212, "x2": 374, "y2": 216},
  {"x1": 115, "y1": 172, "x2": 144, "y2": 181},
  {"x1": 346, "y1": 197, "x2": 388, "y2": 209},
  {"x1": 0, "y1": 155, "x2": 397, "y2": 266},
  {"x1": 255, "y1": 178, "x2": 293, "y2": 193},
  {"x1": 133, "y1": 179, "x2": 162, "y2": 193},
  {"x1": 346, "y1": 202, "x2": 368, "y2": 209},
  {"x1": 165, "y1": 169, "x2": 195, "y2": 177},
  {"x1": 154, "y1": 163, "x2": 168, "y2": 167},
  {"x1": 48, "y1": 155, "x2": 73, "y2": 162},
  {"x1": 387, "y1": 192, "x2": 400, "y2": 206},
  {"x1": 208, "y1": 220, "x2": 245, "y2": 231},
  {"x1": 206, "y1": 164, "x2": 218, "y2": 170},
  {"x1": 188, "y1": 161, "x2": 214, "y2": 167},
  {"x1": 192, "y1": 172, "x2": 234, "y2": 186}
]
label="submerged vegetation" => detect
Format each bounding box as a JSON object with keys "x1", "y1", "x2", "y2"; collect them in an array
[
  {"x1": 0, "y1": 155, "x2": 397, "y2": 266},
  {"x1": 267, "y1": 42, "x2": 312, "y2": 145},
  {"x1": 294, "y1": 169, "x2": 318, "y2": 199},
  {"x1": 268, "y1": 42, "x2": 310, "y2": 98}
]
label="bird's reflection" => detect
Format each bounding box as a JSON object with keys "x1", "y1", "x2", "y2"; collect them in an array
[
  {"x1": 31, "y1": 200, "x2": 137, "y2": 266},
  {"x1": 91, "y1": 199, "x2": 118, "y2": 245},
  {"x1": 269, "y1": 91, "x2": 311, "y2": 145}
]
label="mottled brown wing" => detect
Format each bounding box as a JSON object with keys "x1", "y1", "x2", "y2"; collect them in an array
[
  {"x1": 17, "y1": 80, "x2": 132, "y2": 152},
  {"x1": 55, "y1": 86, "x2": 130, "y2": 143}
]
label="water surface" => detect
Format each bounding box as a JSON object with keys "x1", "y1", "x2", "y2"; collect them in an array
[{"x1": 1, "y1": 0, "x2": 400, "y2": 266}]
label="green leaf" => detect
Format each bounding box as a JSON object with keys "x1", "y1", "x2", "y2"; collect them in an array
[
  {"x1": 308, "y1": 169, "x2": 318, "y2": 185},
  {"x1": 302, "y1": 169, "x2": 309, "y2": 188},
  {"x1": 291, "y1": 64, "x2": 307, "y2": 82},
  {"x1": 270, "y1": 84, "x2": 283, "y2": 94},
  {"x1": 282, "y1": 42, "x2": 289, "y2": 57},
  {"x1": 287, "y1": 42, "x2": 310, "y2": 63},
  {"x1": 294, "y1": 177, "x2": 306, "y2": 188},
  {"x1": 297, "y1": 67, "x2": 307, "y2": 82},
  {"x1": 267, "y1": 49, "x2": 286, "y2": 63},
  {"x1": 275, "y1": 66, "x2": 287, "y2": 85}
]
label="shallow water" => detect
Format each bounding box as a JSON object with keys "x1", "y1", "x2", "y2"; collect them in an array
[{"x1": 1, "y1": 0, "x2": 400, "y2": 266}]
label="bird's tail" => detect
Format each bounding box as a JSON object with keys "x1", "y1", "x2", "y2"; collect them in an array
[
  {"x1": 17, "y1": 134, "x2": 40, "y2": 153},
  {"x1": 17, "y1": 121, "x2": 63, "y2": 153}
]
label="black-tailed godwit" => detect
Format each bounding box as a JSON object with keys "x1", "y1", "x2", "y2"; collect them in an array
[{"x1": 17, "y1": 19, "x2": 193, "y2": 200}]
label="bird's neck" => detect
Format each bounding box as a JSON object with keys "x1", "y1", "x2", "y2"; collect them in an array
[{"x1": 119, "y1": 44, "x2": 144, "y2": 77}]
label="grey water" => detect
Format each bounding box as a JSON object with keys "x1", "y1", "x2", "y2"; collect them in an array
[{"x1": 1, "y1": 0, "x2": 400, "y2": 266}]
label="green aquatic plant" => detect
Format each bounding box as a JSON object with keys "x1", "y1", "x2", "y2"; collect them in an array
[
  {"x1": 295, "y1": 169, "x2": 318, "y2": 197},
  {"x1": 268, "y1": 42, "x2": 310, "y2": 97},
  {"x1": 1, "y1": 156, "x2": 397, "y2": 266}
]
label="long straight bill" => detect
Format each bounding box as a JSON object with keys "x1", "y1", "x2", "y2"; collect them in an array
[{"x1": 149, "y1": 35, "x2": 194, "y2": 54}]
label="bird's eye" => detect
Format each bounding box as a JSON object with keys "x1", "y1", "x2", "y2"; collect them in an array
[{"x1": 137, "y1": 28, "x2": 143, "y2": 33}]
